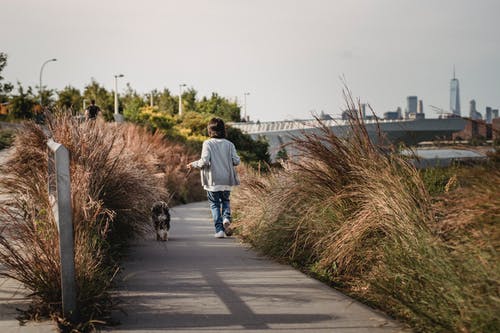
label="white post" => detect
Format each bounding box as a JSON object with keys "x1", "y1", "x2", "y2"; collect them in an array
[
  {"x1": 150, "y1": 92, "x2": 153, "y2": 107},
  {"x1": 244, "y1": 92, "x2": 250, "y2": 121},
  {"x1": 114, "y1": 74, "x2": 124, "y2": 115},
  {"x1": 179, "y1": 83, "x2": 186, "y2": 116},
  {"x1": 114, "y1": 78, "x2": 118, "y2": 115},
  {"x1": 47, "y1": 139, "x2": 78, "y2": 323},
  {"x1": 114, "y1": 74, "x2": 124, "y2": 122}
]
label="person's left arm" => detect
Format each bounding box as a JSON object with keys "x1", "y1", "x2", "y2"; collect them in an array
[{"x1": 188, "y1": 141, "x2": 211, "y2": 169}]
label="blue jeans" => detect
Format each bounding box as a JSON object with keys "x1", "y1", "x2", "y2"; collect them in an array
[{"x1": 207, "y1": 191, "x2": 231, "y2": 233}]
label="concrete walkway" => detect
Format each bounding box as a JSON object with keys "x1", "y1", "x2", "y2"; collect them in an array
[
  {"x1": 107, "y1": 202, "x2": 406, "y2": 332},
  {"x1": 0, "y1": 273, "x2": 56, "y2": 333}
]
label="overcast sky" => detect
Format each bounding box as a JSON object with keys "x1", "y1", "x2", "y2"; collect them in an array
[{"x1": 1, "y1": 0, "x2": 499, "y2": 121}]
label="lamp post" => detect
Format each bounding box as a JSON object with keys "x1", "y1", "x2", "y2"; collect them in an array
[
  {"x1": 114, "y1": 74, "x2": 124, "y2": 115},
  {"x1": 179, "y1": 83, "x2": 186, "y2": 116},
  {"x1": 39, "y1": 58, "x2": 57, "y2": 107},
  {"x1": 243, "y1": 92, "x2": 250, "y2": 121}
]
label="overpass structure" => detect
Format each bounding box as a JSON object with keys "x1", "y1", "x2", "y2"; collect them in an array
[{"x1": 231, "y1": 117, "x2": 467, "y2": 160}]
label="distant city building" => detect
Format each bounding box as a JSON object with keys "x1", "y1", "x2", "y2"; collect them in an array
[
  {"x1": 418, "y1": 100, "x2": 424, "y2": 114},
  {"x1": 493, "y1": 109, "x2": 499, "y2": 119},
  {"x1": 319, "y1": 111, "x2": 333, "y2": 120},
  {"x1": 452, "y1": 118, "x2": 488, "y2": 140},
  {"x1": 361, "y1": 103, "x2": 367, "y2": 119},
  {"x1": 407, "y1": 96, "x2": 418, "y2": 114},
  {"x1": 405, "y1": 96, "x2": 421, "y2": 119},
  {"x1": 493, "y1": 118, "x2": 500, "y2": 141},
  {"x1": 484, "y1": 106, "x2": 493, "y2": 124},
  {"x1": 384, "y1": 111, "x2": 400, "y2": 120},
  {"x1": 341, "y1": 109, "x2": 356, "y2": 120},
  {"x1": 409, "y1": 112, "x2": 425, "y2": 120},
  {"x1": 486, "y1": 107, "x2": 492, "y2": 123},
  {"x1": 450, "y1": 68, "x2": 461, "y2": 116},
  {"x1": 469, "y1": 99, "x2": 482, "y2": 120},
  {"x1": 384, "y1": 106, "x2": 403, "y2": 120}
]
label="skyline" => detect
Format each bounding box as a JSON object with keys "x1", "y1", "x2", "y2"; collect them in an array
[{"x1": 1, "y1": 0, "x2": 499, "y2": 121}]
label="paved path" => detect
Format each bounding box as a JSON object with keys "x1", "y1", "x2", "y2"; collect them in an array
[
  {"x1": 0, "y1": 148, "x2": 56, "y2": 333},
  {"x1": 107, "y1": 202, "x2": 406, "y2": 332}
]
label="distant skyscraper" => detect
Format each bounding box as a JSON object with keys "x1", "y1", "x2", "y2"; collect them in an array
[
  {"x1": 396, "y1": 106, "x2": 402, "y2": 119},
  {"x1": 407, "y1": 96, "x2": 418, "y2": 114},
  {"x1": 486, "y1": 107, "x2": 492, "y2": 123},
  {"x1": 493, "y1": 109, "x2": 499, "y2": 119},
  {"x1": 361, "y1": 103, "x2": 367, "y2": 119},
  {"x1": 469, "y1": 99, "x2": 476, "y2": 118},
  {"x1": 469, "y1": 99, "x2": 482, "y2": 120},
  {"x1": 450, "y1": 68, "x2": 461, "y2": 116}
]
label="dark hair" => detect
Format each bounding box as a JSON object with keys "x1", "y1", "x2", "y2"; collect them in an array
[
  {"x1": 90, "y1": 99, "x2": 96, "y2": 104},
  {"x1": 207, "y1": 117, "x2": 226, "y2": 138}
]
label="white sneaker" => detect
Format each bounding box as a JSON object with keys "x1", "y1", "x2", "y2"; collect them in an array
[
  {"x1": 223, "y1": 219, "x2": 232, "y2": 236},
  {"x1": 214, "y1": 230, "x2": 225, "y2": 238}
]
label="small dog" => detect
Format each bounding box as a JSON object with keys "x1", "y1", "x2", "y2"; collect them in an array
[{"x1": 151, "y1": 201, "x2": 170, "y2": 241}]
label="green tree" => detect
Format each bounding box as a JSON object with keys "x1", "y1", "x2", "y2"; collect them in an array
[
  {"x1": 57, "y1": 85, "x2": 82, "y2": 114},
  {"x1": 9, "y1": 83, "x2": 36, "y2": 119},
  {"x1": 122, "y1": 83, "x2": 146, "y2": 122},
  {"x1": 181, "y1": 88, "x2": 197, "y2": 114},
  {"x1": 0, "y1": 52, "x2": 14, "y2": 103},
  {"x1": 37, "y1": 86, "x2": 56, "y2": 108},
  {"x1": 197, "y1": 93, "x2": 241, "y2": 122},
  {"x1": 157, "y1": 88, "x2": 177, "y2": 115},
  {"x1": 137, "y1": 105, "x2": 177, "y2": 134},
  {"x1": 179, "y1": 111, "x2": 212, "y2": 136}
]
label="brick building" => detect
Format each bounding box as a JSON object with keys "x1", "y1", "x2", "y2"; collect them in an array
[
  {"x1": 493, "y1": 118, "x2": 500, "y2": 141},
  {"x1": 452, "y1": 118, "x2": 488, "y2": 140}
]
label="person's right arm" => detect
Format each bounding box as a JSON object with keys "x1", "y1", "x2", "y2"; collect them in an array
[{"x1": 231, "y1": 142, "x2": 240, "y2": 166}]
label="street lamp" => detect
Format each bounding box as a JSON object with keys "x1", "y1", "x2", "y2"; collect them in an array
[
  {"x1": 179, "y1": 83, "x2": 186, "y2": 116},
  {"x1": 39, "y1": 58, "x2": 57, "y2": 107},
  {"x1": 114, "y1": 74, "x2": 124, "y2": 115},
  {"x1": 243, "y1": 92, "x2": 250, "y2": 121}
]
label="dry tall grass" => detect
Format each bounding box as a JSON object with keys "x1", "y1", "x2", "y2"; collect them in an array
[
  {"x1": 0, "y1": 114, "x2": 203, "y2": 330},
  {"x1": 233, "y1": 92, "x2": 499, "y2": 332}
]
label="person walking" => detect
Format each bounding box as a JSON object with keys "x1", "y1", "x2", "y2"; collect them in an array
[
  {"x1": 187, "y1": 118, "x2": 240, "y2": 238},
  {"x1": 85, "y1": 99, "x2": 100, "y2": 120}
]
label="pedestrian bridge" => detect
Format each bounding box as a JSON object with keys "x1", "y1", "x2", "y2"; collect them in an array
[{"x1": 230, "y1": 117, "x2": 466, "y2": 160}]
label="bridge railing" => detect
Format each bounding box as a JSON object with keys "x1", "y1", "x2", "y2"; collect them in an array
[{"x1": 231, "y1": 118, "x2": 416, "y2": 134}]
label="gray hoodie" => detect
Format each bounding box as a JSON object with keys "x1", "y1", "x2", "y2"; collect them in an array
[{"x1": 191, "y1": 138, "x2": 240, "y2": 188}]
